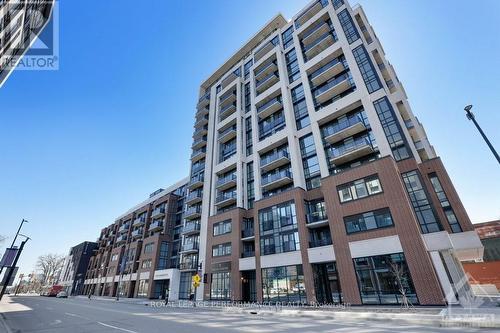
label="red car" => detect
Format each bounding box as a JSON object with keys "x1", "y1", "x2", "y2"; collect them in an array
[{"x1": 47, "y1": 285, "x2": 63, "y2": 297}]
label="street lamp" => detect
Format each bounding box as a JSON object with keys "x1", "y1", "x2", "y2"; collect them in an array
[{"x1": 464, "y1": 105, "x2": 500, "y2": 164}]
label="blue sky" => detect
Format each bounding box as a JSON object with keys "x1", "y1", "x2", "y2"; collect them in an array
[{"x1": 0, "y1": 0, "x2": 499, "y2": 276}]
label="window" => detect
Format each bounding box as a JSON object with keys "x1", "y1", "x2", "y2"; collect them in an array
[
  {"x1": 213, "y1": 220, "x2": 232, "y2": 236},
  {"x1": 373, "y1": 97, "x2": 411, "y2": 161},
  {"x1": 354, "y1": 253, "x2": 418, "y2": 305},
  {"x1": 212, "y1": 243, "x2": 232, "y2": 257},
  {"x1": 305, "y1": 199, "x2": 327, "y2": 223},
  {"x1": 337, "y1": 175, "x2": 382, "y2": 203},
  {"x1": 262, "y1": 265, "x2": 306, "y2": 303},
  {"x1": 244, "y1": 59, "x2": 253, "y2": 80},
  {"x1": 111, "y1": 254, "x2": 118, "y2": 261},
  {"x1": 299, "y1": 134, "x2": 321, "y2": 189},
  {"x1": 157, "y1": 241, "x2": 169, "y2": 269},
  {"x1": 333, "y1": 0, "x2": 344, "y2": 10},
  {"x1": 258, "y1": 110, "x2": 285, "y2": 140},
  {"x1": 285, "y1": 48, "x2": 301, "y2": 83},
  {"x1": 259, "y1": 201, "x2": 299, "y2": 255},
  {"x1": 338, "y1": 9, "x2": 360, "y2": 44},
  {"x1": 291, "y1": 84, "x2": 309, "y2": 130},
  {"x1": 211, "y1": 271, "x2": 231, "y2": 300},
  {"x1": 244, "y1": 83, "x2": 251, "y2": 113},
  {"x1": 353, "y1": 45, "x2": 382, "y2": 93},
  {"x1": 137, "y1": 279, "x2": 149, "y2": 298},
  {"x1": 429, "y1": 173, "x2": 462, "y2": 233},
  {"x1": 344, "y1": 208, "x2": 394, "y2": 234},
  {"x1": 282, "y1": 26, "x2": 294, "y2": 49},
  {"x1": 219, "y1": 138, "x2": 237, "y2": 162},
  {"x1": 402, "y1": 170, "x2": 442, "y2": 234},
  {"x1": 144, "y1": 242, "x2": 154, "y2": 254},
  {"x1": 247, "y1": 162, "x2": 255, "y2": 209},
  {"x1": 178, "y1": 272, "x2": 192, "y2": 299},
  {"x1": 245, "y1": 117, "x2": 253, "y2": 155},
  {"x1": 141, "y1": 259, "x2": 152, "y2": 269}
]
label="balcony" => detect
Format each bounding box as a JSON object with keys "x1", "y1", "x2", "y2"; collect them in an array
[
  {"x1": 194, "y1": 114, "x2": 209, "y2": 128},
  {"x1": 191, "y1": 162, "x2": 205, "y2": 174},
  {"x1": 256, "y1": 96, "x2": 282, "y2": 119},
  {"x1": 132, "y1": 216, "x2": 146, "y2": 228},
  {"x1": 405, "y1": 119, "x2": 414, "y2": 129},
  {"x1": 221, "y1": 72, "x2": 239, "y2": 90},
  {"x1": 255, "y1": 71, "x2": 279, "y2": 95},
  {"x1": 216, "y1": 173, "x2": 237, "y2": 191},
  {"x1": 295, "y1": 0, "x2": 328, "y2": 28},
  {"x1": 148, "y1": 220, "x2": 163, "y2": 232},
  {"x1": 313, "y1": 72, "x2": 352, "y2": 104},
  {"x1": 219, "y1": 102, "x2": 237, "y2": 121},
  {"x1": 197, "y1": 105, "x2": 209, "y2": 117},
  {"x1": 306, "y1": 212, "x2": 329, "y2": 227},
  {"x1": 215, "y1": 191, "x2": 237, "y2": 207},
  {"x1": 254, "y1": 60, "x2": 277, "y2": 81},
  {"x1": 309, "y1": 57, "x2": 346, "y2": 86},
  {"x1": 116, "y1": 235, "x2": 127, "y2": 244},
  {"x1": 118, "y1": 224, "x2": 130, "y2": 234},
  {"x1": 309, "y1": 238, "x2": 332, "y2": 248},
  {"x1": 220, "y1": 145, "x2": 237, "y2": 163},
  {"x1": 186, "y1": 190, "x2": 203, "y2": 205},
  {"x1": 179, "y1": 260, "x2": 198, "y2": 271},
  {"x1": 254, "y1": 38, "x2": 278, "y2": 62},
  {"x1": 182, "y1": 222, "x2": 201, "y2": 235},
  {"x1": 184, "y1": 206, "x2": 202, "y2": 220},
  {"x1": 328, "y1": 137, "x2": 375, "y2": 165},
  {"x1": 180, "y1": 242, "x2": 199, "y2": 253},
  {"x1": 261, "y1": 170, "x2": 293, "y2": 191},
  {"x1": 219, "y1": 90, "x2": 236, "y2": 108},
  {"x1": 260, "y1": 150, "x2": 290, "y2": 173},
  {"x1": 197, "y1": 91, "x2": 210, "y2": 108},
  {"x1": 192, "y1": 136, "x2": 207, "y2": 150},
  {"x1": 241, "y1": 228, "x2": 255, "y2": 239},
  {"x1": 303, "y1": 30, "x2": 337, "y2": 61},
  {"x1": 218, "y1": 125, "x2": 237, "y2": 143},
  {"x1": 323, "y1": 114, "x2": 367, "y2": 144},
  {"x1": 188, "y1": 174, "x2": 204, "y2": 190},
  {"x1": 151, "y1": 207, "x2": 165, "y2": 219},
  {"x1": 131, "y1": 229, "x2": 143, "y2": 239},
  {"x1": 302, "y1": 20, "x2": 331, "y2": 45},
  {"x1": 241, "y1": 250, "x2": 255, "y2": 258},
  {"x1": 191, "y1": 147, "x2": 206, "y2": 163},
  {"x1": 259, "y1": 116, "x2": 286, "y2": 140}
]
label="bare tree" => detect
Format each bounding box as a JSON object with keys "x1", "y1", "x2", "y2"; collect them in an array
[
  {"x1": 390, "y1": 261, "x2": 413, "y2": 309},
  {"x1": 0, "y1": 235, "x2": 6, "y2": 245},
  {"x1": 36, "y1": 254, "x2": 65, "y2": 286}
]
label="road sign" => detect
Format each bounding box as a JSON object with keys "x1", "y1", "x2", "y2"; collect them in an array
[{"x1": 192, "y1": 274, "x2": 201, "y2": 283}]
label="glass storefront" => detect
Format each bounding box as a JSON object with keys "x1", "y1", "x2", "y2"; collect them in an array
[
  {"x1": 179, "y1": 272, "x2": 192, "y2": 299},
  {"x1": 353, "y1": 252, "x2": 418, "y2": 305},
  {"x1": 312, "y1": 262, "x2": 342, "y2": 304},
  {"x1": 262, "y1": 265, "x2": 306, "y2": 303},
  {"x1": 210, "y1": 271, "x2": 231, "y2": 300}
]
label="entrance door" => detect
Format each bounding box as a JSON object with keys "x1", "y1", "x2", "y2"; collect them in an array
[
  {"x1": 313, "y1": 262, "x2": 342, "y2": 304},
  {"x1": 241, "y1": 270, "x2": 256, "y2": 302}
]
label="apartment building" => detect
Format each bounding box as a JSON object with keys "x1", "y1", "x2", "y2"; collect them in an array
[
  {"x1": 83, "y1": 178, "x2": 189, "y2": 300},
  {"x1": 59, "y1": 241, "x2": 98, "y2": 296},
  {"x1": 187, "y1": 0, "x2": 484, "y2": 305},
  {"x1": 0, "y1": 0, "x2": 54, "y2": 87}
]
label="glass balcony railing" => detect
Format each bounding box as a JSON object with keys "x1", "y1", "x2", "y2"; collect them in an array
[
  {"x1": 309, "y1": 57, "x2": 346, "y2": 84},
  {"x1": 254, "y1": 60, "x2": 277, "y2": 78},
  {"x1": 149, "y1": 220, "x2": 163, "y2": 231},
  {"x1": 261, "y1": 169, "x2": 292, "y2": 186},
  {"x1": 151, "y1": 207, "x2": 165, "y2": 218},
  {"x1": 329, "y1": 136, "x2": 373, "y2": 159},
  {"x1": 183, "y1": 222, "x2": 201, "y2": 234},
  {"x1": 322, "y1": 113, "x2": 366, "y2": 138},
  {"x1": 181, "y1": 242, "x2": 199, "y2": 252},
  {"x1": 257, "y1": 96, "x2": 282, "y2": 115},
  {"x1": 118, "y1": 224, "x2": 130, "y2": 233},
  {"x1": 256, "y1": 71, "x2": 279, "y2": 90},
  {"x1": 198, "y1": 91, "x2": 210, "y2": 104},
  {"x1": 241, "y1": 228, "x2": 254, "y2": 239},
  {"x1": 295, "y1": 0, "x2": 328, "y2": 28},
  {"x1": 216, "y1": 173, "x2": 236, "y2": 188},
  {"x1": 303, "y1": 29, "x2": 337, "y2": 54},
  {"x1": 216, "y1": 191, "x2": 237, "y2": 204},
  {"x1": 179, "y1": 260, "x2": 198, "y2": 270},
  {"x1": 309, "y1": 238, "x2": 332, "y2": 248},
  {"x1": 133, "y1": 216, "x2": 146, "y2": 227},
  {"x1": 219, "y1": 90, "x2": 236, "y2": 105},
  {"x1": 131, "y1": 229, "x2": 143, "y2": 238},
  {"x1": 259, "y1": 116, "x2": 286, "y2": 139},
  {"x1": 314, "y1": 72, "x2": 351, "y2": 98},
  {"x1": 241, "y1": 250, "x2": 255, "y2": 258},
  {"x1": 186, "y1": 191, "x2": 203, "y2": 203},
  {"x1": 260, "y1": 150, "x2": 289, "y2": 168},
  {"x1": 189, "y1": 174, "x2": 204, "y2": 187},
  {"x1": 306, "y1": 210, "x2": 328, "y2": 224},
  {"x1": 185, "y1": 206, "x2": 202, "y2": 218}
]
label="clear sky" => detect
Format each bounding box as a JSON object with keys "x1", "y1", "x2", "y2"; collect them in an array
[{"x1": 0, "y1": 0, "x2": 499, "y2": 278}]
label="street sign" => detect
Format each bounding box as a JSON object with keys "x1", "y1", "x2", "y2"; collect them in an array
[
  {"x1": 0, "y1": 248, "x2": 19, "y2": 268},
  {"x1": 192, "y1": 274, "x2": 201, "y2": 288}
]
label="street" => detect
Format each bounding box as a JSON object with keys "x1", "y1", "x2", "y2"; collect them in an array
[{"x1": 0, "y1": 296, "x2": 497, "y2": 333}]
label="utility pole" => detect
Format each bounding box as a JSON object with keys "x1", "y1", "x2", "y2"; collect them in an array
[
  {"x1": 0, "y1": 219, "x2": 28, "y2": 277},
  {"x1": 464, "y1": 105, "x2": 500, "y2": 164},
  {"x1": 0, "y1": 238, "x2": 29, "y2": 301}
]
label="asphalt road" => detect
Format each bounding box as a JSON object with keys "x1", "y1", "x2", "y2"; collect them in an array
[{"x1": 0, "y1": 296, "x2": 496, "y2": 333}]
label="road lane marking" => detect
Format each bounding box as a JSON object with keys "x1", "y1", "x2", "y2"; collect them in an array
[
  {"x1": 97, "y1": 322, "x2": 139, "y2": 333},
  {"x1": 65, "y1": 312, "x2": 90, "y2": 320}
]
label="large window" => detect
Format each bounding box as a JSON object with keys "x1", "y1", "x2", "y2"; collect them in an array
[
  {"x1": 212, "y1": 243, "x2": 232, "y2": 257},
  {"x1": 285, "y1": 48, "x2": 301, "y2": 83},
  {"x1": 213, "y1": 220, "x2": 232, "y2": 236},
  {"x1": 337, "y1": 175, "x2": 382, "y2": 203},
  {"x1": 178, "y1": 272, "x2": 192, "y2": 299},
  {"x1": 282, "y1": 26, "x2": 294, "y2": 49},
  {"x1": 211, "y1": 271, "x2": 231, "y2": 300},
  {"x1": 402, "y1": 170, "x2": 442, "y2": 234},
  {"x1": 299, "y1": 134, "x2": 320, "y2": 189},
  {"x1": 245, "y1": 117, "x2": 253, "y2": 156},
  {"x1": 137, "y1": 279, "x2": 149, "y2": 298},
  {"x1": 144, "y1": 242, "x2": 154, "y2": 254},
  {"x1": 373, "y1": 97, "x2": 411, "y2": 161},
  {"x1": 247, "y1": 162, "x2": 255, "y2": 209},
  {"x1": 244, "y1": 83, "x2": 251, "y2": 113},
  {"x1": 291, "y1": 84, "x2": 309, "y2": 130},
  {"x1": 259, "y1": 201, "x2": 299, "y2": 255},
  {"x1": 157, "y1": 241, "x2": 169, "y2": 269},
  {"x1": 353, "y1": 253, "x2": 418, "y2": 305},
  {"x1": 262, "y1": 265, "x2": 306, "y2": 303},
  {"x1": 353, "y1": 45, "x2": 381, "y2": 93},
  {"x1": 244, "y1": 59, "x2": 253, "y2": 80},
  {"x1": 344, "y1": 208, "x2": 394, "y2": 234},
  {"x1": 337, "y1": 9, "x2": 360, "y2": 44},
  {"x1": 428, "y1": 173, "x2": 462, "y2": 233}
]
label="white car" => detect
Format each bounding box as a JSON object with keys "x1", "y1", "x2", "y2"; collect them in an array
[{"x1": 56, "y1": 291, "x2": 68, "y2": 298}]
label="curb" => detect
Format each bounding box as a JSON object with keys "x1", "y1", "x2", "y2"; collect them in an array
[{"x1": 223, "y1": 307, "x2": 500, "y2": 328}]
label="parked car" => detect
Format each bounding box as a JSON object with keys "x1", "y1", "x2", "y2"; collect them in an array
[
  {"x1": 47, "y1": 285, "x2": 63, "y2": 297},
  {"x1": 56, "y1": 291, "x2": 68, "y2": 298}
]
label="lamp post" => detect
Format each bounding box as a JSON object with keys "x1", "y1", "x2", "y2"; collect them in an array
[
  {"x1": 464, "y1": 105, "x2": 500, "y2": 164},
  {"x1": 0, "y1": 219, "x2": 28, "y2": 277}
]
